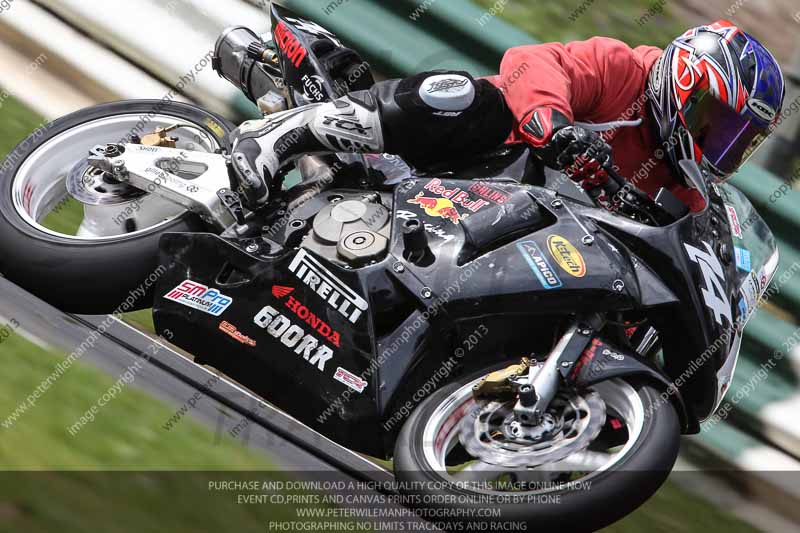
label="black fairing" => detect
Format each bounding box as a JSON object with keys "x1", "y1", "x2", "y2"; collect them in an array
[{"x1": 152, "y1": 163, "x2": 751, "y2": 455}]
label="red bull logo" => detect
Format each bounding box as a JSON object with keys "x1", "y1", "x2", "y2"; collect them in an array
[
  {"x1": 406, "y1": 179, "x2": 490, "y2": 224},
  {"x1": 424, "y1": 179, "x2": 489, "y2": 213},
  {"x1": 407, "y1": 194, "x2": 464, "y2": 224}
]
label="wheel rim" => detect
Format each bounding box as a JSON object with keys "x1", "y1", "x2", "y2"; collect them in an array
[
  {"x1": 11, "y1": 113, "x2": 220, "y2": 241},
  {"x1": 421, "y1": 374, "x2": 646, "y2": 495}
]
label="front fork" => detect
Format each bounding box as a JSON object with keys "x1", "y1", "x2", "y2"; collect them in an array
[{"x1": 513, "y1": 316, "x2": 603, "y2": 425}]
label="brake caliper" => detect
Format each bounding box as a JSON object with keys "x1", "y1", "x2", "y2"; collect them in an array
[{"x1": 472, "y1": 358, "x2": 531, "y2": 400}]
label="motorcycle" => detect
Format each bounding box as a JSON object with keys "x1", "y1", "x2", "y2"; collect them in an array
[{"x1": 0, "y1": 4, "x2": 779, "y2": 530}]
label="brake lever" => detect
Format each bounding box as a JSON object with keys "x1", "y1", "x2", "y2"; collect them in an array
[{"x1": 600, "y1": 164, "x2": 676, "y2": 226}]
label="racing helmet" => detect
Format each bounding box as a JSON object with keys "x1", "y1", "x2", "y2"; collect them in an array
[{"x1": 646, "y1": 20, "x2": 785, "y2": 181}]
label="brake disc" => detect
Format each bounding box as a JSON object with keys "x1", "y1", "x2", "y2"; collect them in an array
[{"x1": 458, "y1": 389, "x2": 606, "y2": 468}]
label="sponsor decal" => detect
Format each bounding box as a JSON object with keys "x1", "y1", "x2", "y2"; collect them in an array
[
  {"x1": 747, "y1": 97, "x2": 777, "y2": 123},
  {"x1": 737, "y1": 296, "x2": 748, "y2": 320},
  {"x1": 321, "y1": 114, "x2": 371, "y2": 136},
  {"x1": 301, "y1": 74, "x2": 325, "y2": 102},
  {"x1": 272, "y1": 285, "x2": 342, "y2": 347},
  {"x1": 547, "y1": 235, "x2": 587, "y2": 278},
  {"x1": 426, "y1": 78, "x2": 470, "y2": 94},
  {"x1": 684, "y1": 241, "x2": 732, "y2": 326},
  {"x1": 469, "y1": 182, "x2": 510, "y2": 204},
  {"x1": 396, "y1": 210, "x2": 456, "y2": 243},
  {"x1": 757, "y1": 268, "x2": 768, "y2": 293},
  {"x1": 333, "y1": 367, "x2": 368, "y2": 394},
  {"x1": 253, "y1": 306, "x2": 334, "y2": 372},
  {"x1": 602, "y1": 348, "x2": 624, "y2": 361},
  {"x1": 734, "y1": 246, "x2": 751, "y2": 272},
  {"x1": 407, "y1": 194, "x2": 465, "y2": 225},
  {"x1": 289, "y1": 249, "x2": 368, "y2": 324},
  {"x1": 739, "y1": 271, "x2": 759, "y2": 314},
  {"x1": 272, "y1": 285, "x2": 295, "y2": 299},
  {"x1": 273, "y1": 21, "x2": 308, "y2": 68},
  {"x1": 423, "y1": 179, "x2": 489, "y2": 213},
  {"x1": 165, "y1": 280, "x2": 233, "y2": 316},
  {"x1": 517, "y1": 240, "x2": 562, "y2": 290},
  {"x1": 725, "y1": 204, "x2": 743, "y2": 238},
  {"x1": 219, "y1": 321, "x2": 256, "y2": 347}
]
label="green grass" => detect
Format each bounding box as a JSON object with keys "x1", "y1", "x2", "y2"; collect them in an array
[
  {"x1": 602, "y1": 480, "x2": 759, "y2": 533},
  {"x1": 123, "y1": 309, "x2": 157, "y2": 334},
  {"x1": 472, "y1": 0, "x2": 687, "y2": 49},
  {"x1": 0, "y1": 93, "x2": 44, "y2": 156},
  {"x1": 0, "y1": 91, "x2": 84, "y2": 235},
  {"x1": 0, "y1": 328, "x2": 271, "y2": 470},
  {"x1": 0, "y1": 329, "x2": 313, "y2": 532}
]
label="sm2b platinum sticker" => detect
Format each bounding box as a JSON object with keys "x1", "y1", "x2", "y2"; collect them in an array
[{"x1": 164, "y1": 280, "x2": 233, "y2": 316}]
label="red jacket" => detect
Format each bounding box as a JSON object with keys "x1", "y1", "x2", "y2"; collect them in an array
[{"x1": 484, "y1": 37, "x2": 702, "y2": 209}]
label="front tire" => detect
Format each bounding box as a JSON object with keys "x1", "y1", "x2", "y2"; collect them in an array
[
  {"x1": 0, "y1": 100, "x2": 235, "y2": 314},
  {"x1": 394, "y1": 363, "x2": 680, "y2": 531}
]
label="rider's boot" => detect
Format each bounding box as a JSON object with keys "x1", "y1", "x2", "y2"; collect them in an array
[{"x1": 229, "y1": 94, "x2": 384, "y2": 206}]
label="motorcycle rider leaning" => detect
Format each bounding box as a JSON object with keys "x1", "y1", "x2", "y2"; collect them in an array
[{"x1": 230, "y1": 20, "x2": 785, "y2": 211}]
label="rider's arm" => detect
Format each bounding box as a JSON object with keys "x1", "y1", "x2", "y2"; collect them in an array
[{"x1": 499, "y1": 37, "x2": 658, "y2": 146}]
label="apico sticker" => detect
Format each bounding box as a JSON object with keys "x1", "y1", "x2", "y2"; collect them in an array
[
  {"x1": 164, "y1": 280, "x2": 233, "y2": 316},
  {"x1": 547, "y1": 235, "x2": 587, "y2": 278},
  {"x1": 333, "y1": 367, "x2": 368, "y2": 394},
  {"x1": 517, "y1": 241, "x2": 562, "y2": 290},
  {"x1": 734, "y1": 246, "x2": 751, "y2": 272},
  {"x1": 725, "y1": 204, "x2": 743, "y2": 238}
]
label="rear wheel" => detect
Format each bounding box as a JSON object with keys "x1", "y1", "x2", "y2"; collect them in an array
[
  {"x1": 0, "y1": 100, "x2": 235, "y2": 314},
  {"x1": 394, "y1": 361, "x2": 680, "y2": 531}
]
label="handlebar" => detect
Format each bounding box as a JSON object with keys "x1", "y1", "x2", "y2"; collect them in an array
[{"x1": 591, "y1": 161, "x2": 677, "y2": 226}]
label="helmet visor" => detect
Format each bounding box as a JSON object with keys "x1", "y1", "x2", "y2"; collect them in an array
[{"x1": 683, "y1": 90, "x2": 769, "y2": 177}]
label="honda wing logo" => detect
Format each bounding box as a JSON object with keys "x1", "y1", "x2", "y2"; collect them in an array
[
  {"x1": 684, "y1": 242, "x2": 732, "y2": 326},
  {"x1": 288, "y1": 249, "x2": 368, "y2": 323}
]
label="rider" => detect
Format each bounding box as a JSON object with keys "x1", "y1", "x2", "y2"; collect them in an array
[{"x1": 230, "y1": 20, "x2": 785, "y2": 211}]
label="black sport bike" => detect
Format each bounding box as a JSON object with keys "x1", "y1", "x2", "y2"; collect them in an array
[{"x1": 0, "y1": 4, "x2": 779, "y2": 530}]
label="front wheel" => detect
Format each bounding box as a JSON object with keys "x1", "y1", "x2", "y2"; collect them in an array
[
  {"x1": 0, "y1": 100, "x2": 235, "y2": 314},
  {"x1": 394, "y1": 362, "x2": 680, "y2": 531}
]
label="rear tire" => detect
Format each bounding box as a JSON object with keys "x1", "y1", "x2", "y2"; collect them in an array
[{"x1": 0, "y1": 100, "x2": 235, "y2": 314}]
